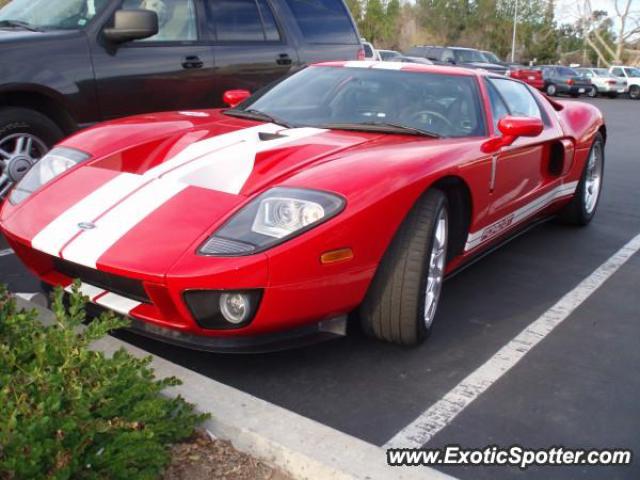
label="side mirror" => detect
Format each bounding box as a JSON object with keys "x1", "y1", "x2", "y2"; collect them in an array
[
  {"x1": 103, "y1": 10, "x2": 158, "y2": 43},
  {"x1": 223, "y1": 89, "x2": 251, "y2": 108},
  {"x1": 482, "y1": 116, "x2": 544, "y2": 153}
]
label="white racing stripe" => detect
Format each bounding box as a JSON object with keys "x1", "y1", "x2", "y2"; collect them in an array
[
  {"x1": 64, "y1": 281, "x2": 142, "y2": 316},
  {"x1": 0, "y1": 248, "x2": 13, "y2": 257},
  {"x1": 385, "y1": 232, "x2": 640, "y2": 449},
  {"x1": 465, "y1": 181, "x2": 578, "y2": 251},
  {"x1": 32, "y1": 173, "x2": 148, "y2": 257},
  {"x1": 95, "y1": 292, "x2": 141, "y2": 316},
  {"x1": 62, "y1": 179, "x2": 187, "y2": 268}
]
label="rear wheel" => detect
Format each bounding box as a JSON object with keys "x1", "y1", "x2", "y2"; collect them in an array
[
  {"x1": 629, "y1": 85, "x2": 640, "y2": 99},
  {"x1": 546, "y1": 84, "x2": 557, "y2": 96},
  {"x1": 0, "y1": 108, "x2": 63, "y2": 199},
  {"x1": 587, "y1": 87, "x2": 598, "y2": 98},
  {"x1": 560, "y1": 133, "x2": 604, "y2": 226},
  {"x1": 360, "y1": 190, "x2": 449, "y2": 346}
]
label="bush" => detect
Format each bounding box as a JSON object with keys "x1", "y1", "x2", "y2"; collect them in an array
[{"x1": 0, "y1": 283, "x2": 208, "y2": 479}]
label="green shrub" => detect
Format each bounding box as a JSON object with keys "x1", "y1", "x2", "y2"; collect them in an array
[{"x1": 0, "y1": 283, "x2": 208, "y2": 479}]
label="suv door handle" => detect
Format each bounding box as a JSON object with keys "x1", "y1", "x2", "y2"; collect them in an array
[
  {"x1": 276, "y1": 53, "x2": 292, "y2": 66},
  {"x1": 182, "y1": 56, "x2": 204, "y2": 69}
]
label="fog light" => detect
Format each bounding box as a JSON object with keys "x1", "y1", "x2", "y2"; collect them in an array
[
  {"x1": 184, "y1": 289, "x2": 263, "y2": 330},
  {"x1": 220, "y1": 293, "x2": 251, "y2": 324}
]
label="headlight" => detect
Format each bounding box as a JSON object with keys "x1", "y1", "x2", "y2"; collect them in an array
[
  {"x1": 199, "y1": 187, "x2": 345, "y2": 256},
  {"x1": 10, "y1": 147, "x2": 90, "y2": 205}
]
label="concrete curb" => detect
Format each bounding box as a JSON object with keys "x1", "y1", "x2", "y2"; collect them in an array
[{"x1": 15, "y1": 297, "x2": 456, "y2": 480}]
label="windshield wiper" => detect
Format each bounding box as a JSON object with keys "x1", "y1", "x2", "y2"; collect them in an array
[
  {"x1": 223, "y1": 109, "x2": 296, "y2": 129},
  {"x1": 320, "y1": 121, "x2": 442, "y2": 138},
  {"x1": 0, "y1": 20, "x2": 43, "y2": 32}
]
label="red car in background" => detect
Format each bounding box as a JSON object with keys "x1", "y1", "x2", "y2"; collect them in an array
[
  {"x1": 0, "y1": 62, "x2": 606, "y2": 352},
  {"x1": 507, "y1": 66, "x2": 545, "y2": 90}
]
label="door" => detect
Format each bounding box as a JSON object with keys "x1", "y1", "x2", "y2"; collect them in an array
[
  {"x1": 484, "y1": 77, "x2": 563, "y2": 229},
  {"x1": 204, "y1": 0, "x2": 299, "y2": 100},
  {"x1": 91, "y1": 0, "x2": 216, "y2": 119}
]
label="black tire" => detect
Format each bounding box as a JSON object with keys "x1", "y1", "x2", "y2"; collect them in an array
[
  {"x1": 629, "y1": 85, "x2": 640, "y2": 100},
  {"x1": 560, "y1": 133, "x2": 605, "y2": 226},
  {"x1": 360, "y1": 190, "x2": 449, "y2": 346},
  {"x1": 546, "y1": 84, "x2": 557, "y2": 96},
  {"x1": 0, "y1": 107, "x2": 63, "y2": 152},
  {"x1": 587, "y1": 87, "x2": 598, "y2": 98}
]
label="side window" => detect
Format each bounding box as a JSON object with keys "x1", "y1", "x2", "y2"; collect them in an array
[
  {"x1": 624, "y1": 68, "x2": 635, "y2": 78},
  {"x1": 284, "y1": 0, "x2": 359, "y2": 44},
  {"x1": 207, "y1": 0, "x2": 280, "y2": 42},
  {"x1": 486, "y1": 81, "x2": 510, "y2": 133},
  {"x1": 122, "y1": 0, "x2": 197, "y2": 41},
  {"x1": 442, "y1": 49, "x2": 455, "y2": 63},
  {"x1": 490, "y1": 78, "x2": 542, "y2": 119},
  {"x1": 612, "y1": 67, "x2": 624, "y2": 77}
]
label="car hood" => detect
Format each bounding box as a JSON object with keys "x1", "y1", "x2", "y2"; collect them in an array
[{"x1": 1, "y1": 110, "x2": 396, "y2": 278}]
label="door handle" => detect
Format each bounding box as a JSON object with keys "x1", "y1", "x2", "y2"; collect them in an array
[
  {"x1": 276, "y1": 53, "x2": 292, "y2": 66},
  {"x1": 182, "y1": 55, "x2": 204, "y2": 69}
]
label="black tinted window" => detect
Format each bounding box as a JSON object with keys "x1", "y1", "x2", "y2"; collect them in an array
[
  {"x1": 284, "y1": 0, "x2": 358, "y2": 44},
  {"x1": 209, "y1": 0, "x2": 279, "y2": 41}
]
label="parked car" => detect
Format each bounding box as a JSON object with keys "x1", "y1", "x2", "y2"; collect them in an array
[
  {"x1": 608, "y1": 65, "x2": 640, "y2": 99},
  {"x1": 480, "y1": 50, "x2": 507, "y2": 66},
  {"x1": 390, "y1": 56, "x2": 434, "y2": 65},
  {"x1": 362, "y1": 40, "x2": 382, "y2": 61},
  {"x1": 534, "y1": 66, "x2": 592, "y2": 97},
  {"x1": 404, "y1": 46, "x2": 507, "y2": 74},
  {"x1": 0, "y1": 0, "x2": 363, "y2": 199},
  {"x1": 507, "y1": 66, "x2": 545, "y2": 90},
  {"x1": 576, "y1": 68, "x2": 627, "y2": 98},
  {"x1": 378, "y1": 49, "x2": 401, "y2": 61},
  {"x1": 1, "y1": 62, "x2": 605, "y2": 351}
]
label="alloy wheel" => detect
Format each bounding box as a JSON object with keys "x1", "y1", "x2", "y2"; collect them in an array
[
  {"x1": 424, "y1": 208, "x2": 448, "y2": 328},
  {"x1": 0, "y1": 133, "x2": 48, "y2": 199},
  {"x1": 584, "y1": 141, "x2": 603, "y2": 215}
]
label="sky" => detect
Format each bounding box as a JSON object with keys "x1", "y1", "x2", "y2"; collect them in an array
[{"x1": 555, "y1": 0, "x2": 639, "y2": 24}]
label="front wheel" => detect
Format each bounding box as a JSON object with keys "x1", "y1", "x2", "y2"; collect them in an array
[
  {"x1": 560, "y1": 133, "x2": 604, "y2": 226},
  {"x1": 629, "y1": 85, "x2": 640, "y2": 100},
  {"x1": 546, "y1": 84, "x2": 557, "y2": 96},
  {"x1": 360, "y1": 190, "x2": 449, "y2": 346}
]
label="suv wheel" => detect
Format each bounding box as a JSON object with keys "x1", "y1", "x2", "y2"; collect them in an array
[
  {"x1": 629, "y1": 85, "x2": 640, "y2": 100},
  {"x1": 0, "y1": 108, "x2": 63, "y2": 199}
]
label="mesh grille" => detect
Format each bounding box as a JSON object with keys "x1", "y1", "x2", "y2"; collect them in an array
[{"x1": 53, "y1": 258, "x2": 151, "y2": 304}]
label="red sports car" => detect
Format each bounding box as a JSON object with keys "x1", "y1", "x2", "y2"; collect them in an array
[{"x1": 0, "y1": 61, "x2": 605, "y2": 352}]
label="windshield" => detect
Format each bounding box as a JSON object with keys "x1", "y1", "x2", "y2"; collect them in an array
[
  {"x1": 231, "y1": 66, "x2": 485, "y2": 138},
  {"x1": 454, "y1": 49, "x2": 486, "y2": 63},
  {"x1": 482, "y1": 51, "x2": 501, "y2": 64},
  {"x1": 0, "y1": 0, "x2": 110, "y2": 30}
]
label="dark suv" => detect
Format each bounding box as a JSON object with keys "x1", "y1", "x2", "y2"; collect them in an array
[
  {"x1": 404, "y1": 46, "x2": 507, "y2": 75},
  {"x1": 0, "y1": 0, "x2": 362, "y2": 198}
]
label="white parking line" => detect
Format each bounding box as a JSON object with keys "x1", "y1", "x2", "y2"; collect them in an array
[
  {"x1": 0, "y1": 248, "x2": 14, "y2": 257},
  {"x1": 385, "y1": 232, "x2": 640, "y2": 450}
]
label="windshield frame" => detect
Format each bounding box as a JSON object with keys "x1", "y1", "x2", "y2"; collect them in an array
[{"x1": 0, "y1": 0, "x2": 112, "y2": 31}]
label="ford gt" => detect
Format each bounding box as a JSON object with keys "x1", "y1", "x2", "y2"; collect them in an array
[{"x1": 0, "y1": 61, "x2": 606, "y2": 352}]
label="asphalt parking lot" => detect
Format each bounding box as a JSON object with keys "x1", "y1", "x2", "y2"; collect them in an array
[{"x1": 2, "y1": 97, "x2": 639, "y2": 479}]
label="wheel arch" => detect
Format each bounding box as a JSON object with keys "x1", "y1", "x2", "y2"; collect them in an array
[
  {"x1": 429, "y1": 175, "x2": 473, "y2": 260},
  {"x1": 0, "y1": 88, "x2": 77, "y2": 136}
]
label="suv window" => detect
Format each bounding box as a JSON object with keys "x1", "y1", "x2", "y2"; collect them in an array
[
  {"x1": 284, "y1": 0, "x2": 358, "y2": 44},
  {"x1": 611, "y1": 67, "x2": 624, "y2": 77},
  {"x1": 206, "y1": 0, "x2": 280, "y2": 42},
  {"x1": 122, "y1": 0, "x2": 197, "y2": 41},
  {"x1": 624, "y1": 67, "x2": 640, "y2": 77},
  {"x1": 489, "y1": 78, "x2": 542, "y2": 119}
]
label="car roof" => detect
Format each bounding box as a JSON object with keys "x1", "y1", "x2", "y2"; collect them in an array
[{"x1": 313, "y1": 60, "x2": 484, "y2": 77}]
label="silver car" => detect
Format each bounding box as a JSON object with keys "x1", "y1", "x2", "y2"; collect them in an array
[{"x1": 577, "y1": 68, "x2": 628, "y2": 98}]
